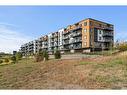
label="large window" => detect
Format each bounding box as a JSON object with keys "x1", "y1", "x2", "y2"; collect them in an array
[
  {"x1": 90, "y1": 28, "x2": 93, "y2": 32},
  {"x1": 84, "y1": 42, "x2": 87, "y2": 46},
  {"x1": 99, "y1": 30, "x2": 101, "y2": 34},
  {"x1": 90, "y1": 21, "x2": 93, "y2": 26},
  {"x1": 84, "y1": 35, "x2": 87, "y2": 39},
  {"x1": 84, "y1": 28, "x2": 87, "y2": 32},
  {"x1": 99, "y1": 37, "x2": 102, "y2": 40}
]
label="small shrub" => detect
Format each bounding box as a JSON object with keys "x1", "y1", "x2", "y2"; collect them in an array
[
  {"x1": 16, "y1": 52, "x2": 22, "y2": 61},
  {"x1": 11, "y1": 56, "x2": 16, "y2": 63},
  {"x1": 0, "y1": 60, "x2": 3, "y2": 64},
  {"x1": 35, "y1": 50, "x2": 49, "y2": 62},
  {"x1": 35, "y1": 53, "x2": 44, "y2": 62},
  {"x1": 54, "y1": 50, "x2": 61, "y2": 59},
  {"x1": 4, "y1": 58, "x2": 9, "y2": 63}
]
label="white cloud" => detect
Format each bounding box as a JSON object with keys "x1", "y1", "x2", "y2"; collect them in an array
[{"x1": 0, "y1": 23, "x2": 32, "y2": 53}]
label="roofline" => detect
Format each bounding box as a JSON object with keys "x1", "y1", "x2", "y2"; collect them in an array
[
  {"x1": 21, "y1": 18, "x2": 114, "y2": 47},
  {"x1": 85, "y1": 18, "x2": 113, "y2": 25}
]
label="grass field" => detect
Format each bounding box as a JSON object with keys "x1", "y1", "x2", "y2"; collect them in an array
[{"x1": 0, "y1": 51, "x2": 127, "y2": 89}]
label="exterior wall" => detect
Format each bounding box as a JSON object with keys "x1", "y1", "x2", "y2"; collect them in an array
[
  {"x1": 48, "y1": 33, "x2": 52, "y2": 53},
  {"x1": 81, "y1": 19, "x2": 90, "y2": 48},
  {"x1": 89, "y1": 19, "x2": 114, "y2": 50},
  {"x1": 58, "y1": 28, "x2": 64, "y2": 51}
]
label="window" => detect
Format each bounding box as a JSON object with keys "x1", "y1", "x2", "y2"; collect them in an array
[
  {"x1": 84, "y1": 42, "x2": 87, "y2": 46},
  {"x1": 99, "y1": 37, "x2": 102, "y2": 40},
  {"x1": 90, "y1": 35, "x2": 92, "y2": 40},
  {"x1": 100, "y1": 44, "x2": 102, "y2": 47},
  {"x1": 84, "y1": 28, "x2": 87, "y2": 32},
  {"x1": 84, "y1": 35, "x2": 87, "y2": 39},
  {"x1": 84, "y1": 22, "x2": 87, "y2": 26},
  {"x1": 90, "y1": 28, "x2": 93, "y2": 32},
  {"x1": 90, "y1": 21, "x2": 92, "y2": 26},
  {"x1": 99, "y1": 30, "x2": 101, "y2": 34}
]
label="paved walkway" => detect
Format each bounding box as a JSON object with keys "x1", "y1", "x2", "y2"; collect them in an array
[{"x1": 49, "y1": 54, "x2": 100, "y2": 59}]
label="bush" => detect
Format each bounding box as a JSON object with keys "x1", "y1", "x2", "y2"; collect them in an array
[
  {"x1": 35, "y1": 50, "x2": 49, "y2": 62},
  {"x1": 35, "y1": 53, "x2": 44, "y2": 62},
  {"x1": 54, "y1": 50, "x2": 61, "y2": 59},
  {"x1": 118, "y1": 43, "x2": 127, "y2": 51},
  {"x1": 43, "y1": 50, "x2": 49, "y2": 61},
  {"x1": 0, "y1": 60, "x2": 3, "y2": 64},
  {"x1": 11, "y1": 56, "x2": 16, "y2": 63},
  {"x1": 16, "y1": 52, "x2": 22, "y2": 61},
  {"x1": 4, "y1": 58, "x2": 9, "y2": 63}
]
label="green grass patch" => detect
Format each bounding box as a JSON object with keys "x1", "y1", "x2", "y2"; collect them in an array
[
  {"x1": 95, "y1": 58, "x2": 125, "y2": 69},
  {"x1": 79, "y1": 61, "x2": 94, "y2": 65}
]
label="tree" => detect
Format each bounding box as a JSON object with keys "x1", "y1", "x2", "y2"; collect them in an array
[
  {"x1": 118, "y1": 43, "x2": 127, "y2": 51},
  {"x1": 35, "y1": 50, "x2": 49, "y2": 62},
  {"x1": 54, "y1": 50, "x2": 61, "y2": 59},
  {"x1": 16, "y1": 52, "x2": 22, "y2": 61}
]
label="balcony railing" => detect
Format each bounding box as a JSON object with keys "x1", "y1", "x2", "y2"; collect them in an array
[
  {"x1": 63, "y1": 36, "x2": 69, "y2": 40},
  {"x1": 63, "y1": 31, "x2": 70, "y2": 35},
  {"x1": 72, "y1": 32, "x2": 82, "y2": 37},
  {"x1": 73, "y1": 45, "x2": 82, "y2": 49},
  {"x1": 103, "y1": 39, "x2": 113, "y2": 42},
  {"x1": 54, "y1": 38, "x2": 58, "y2": 41},
  {"x1": 69, "y1": 39, "x2": 82, "y2": 44},
  {"x1": 103, "y1": 33, "x2": 113, "y2": 37},
  {"x1": 73, "y1": 25, "x2": 82, "y2": 31},
  {"x1": 104, "y1": 27, "x2": 113, "y2": 30},
  {"x1": 43, "y1": 46, "x2": 48, "y2": 48},
  {"x1": 54, "y1": 34, "x2": 58, "y2": 37},
  {"x1": 63, "y1": 41, "x2": 70, "y2": 45}
]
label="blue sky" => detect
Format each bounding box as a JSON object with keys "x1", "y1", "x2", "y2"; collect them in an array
[{"x1": 0, "y1": 6, "x2": 126, "y2": 53}]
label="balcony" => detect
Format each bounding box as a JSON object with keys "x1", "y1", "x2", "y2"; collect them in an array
[
  {"x1": 73, "y1": 45, "x2": 82, "y2": 49},
  {"x1": 54, "y1": 38, "x2": 58, "y2": 42},
  {"x1": 103, "y1": 38, "x2": 113, "y2": 42},
  {"x1": 104, "y1": 27, "x2": 113, "y2": 31},
  {"x1": 69, "y1": 38, "x2": 82, "y2": 44},
  {"x1": 54, "y1": 42, "x2": 58, "y2": 46},
  {"x1": 54, "y1": 33, "x2": 58, "y2": 37},
  {"x1": 63, "y1": 41, "x2": 70, "y2": 45},
  {"x1": 51, "y1": 40, "x2": 54, "y2": 42},
  {"x1": 51, "y1": 35, "x2": 54, "y2": 39},
  {"x1": 73, "y1": 25, "x2": 82, "y2": 31},
  {"x1": 63, "y1": 31, "x2": 70, "y2": 35},
  {"x1": 73, "y1": 39, "x2": 82, "y2": 43},
  {"x1": 43, "y1": 46, "x2": 48, "y2": 48},
  {"x1": 72, "y1": 32, "x2": 82, "y2": 37},
  {"x1": 63, "y1": 36, "x2": 69, "y2": 40},
  {"x1": 103, "y1": 33, "x2": 113, "y2": 37}
]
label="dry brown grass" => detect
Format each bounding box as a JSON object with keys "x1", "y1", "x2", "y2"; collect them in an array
[{"x1": 0, "y1": 52, "x2": 127, "y2": 89}]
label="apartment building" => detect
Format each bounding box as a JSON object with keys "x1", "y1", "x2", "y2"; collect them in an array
[
  {"x1": 20, "y1": 41, "x2": 35, "y2": 56},
  {"x1": 20, "y1": 18, "x2": 114, "y2": 56}
]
